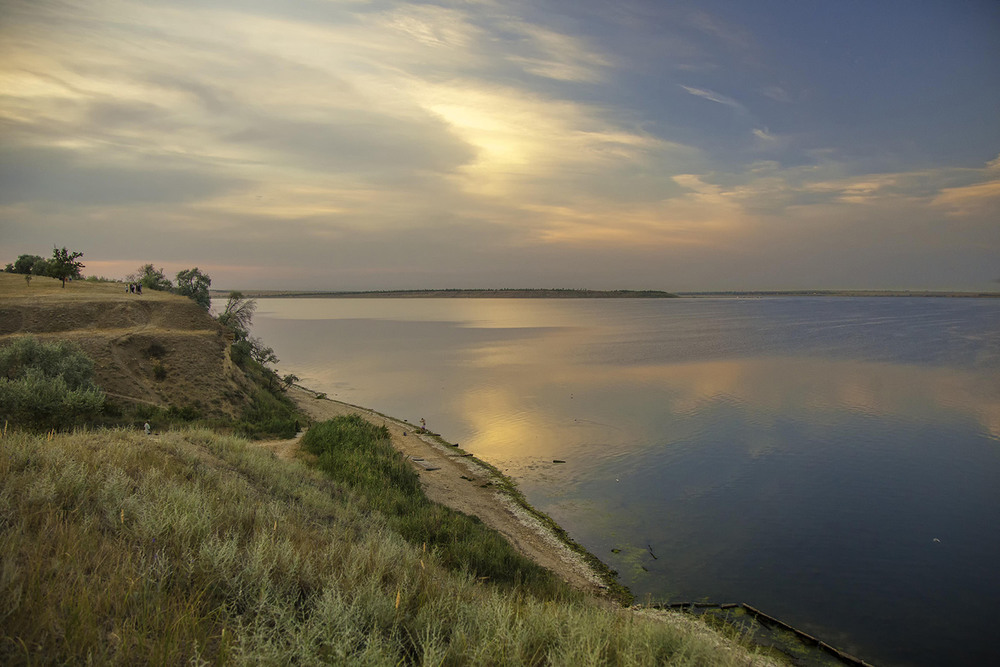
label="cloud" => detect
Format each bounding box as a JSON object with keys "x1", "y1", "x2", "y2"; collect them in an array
[
  {"x1": 0, "y1": 145, "x2": 241, "y2": 205},
  {"x1": 679, "y1": 85, "x2": 744, "y2": 110},
  {"x1": 761, "y1": 85, "x2": 794, "y2": 104},
  {"x1": 931, "y1": 179, "x2": 1000, "y2": 217},
  {"x1": 499, "y1": 19, "x2": 613, "y2": 82},
  {"x1": 0, "y1": 0, "x2": 997, "y2": 292}
]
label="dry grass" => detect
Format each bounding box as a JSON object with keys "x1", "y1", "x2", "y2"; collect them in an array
[{"x1": 1, "y1": 423, "x2": 780, "y2": 665}]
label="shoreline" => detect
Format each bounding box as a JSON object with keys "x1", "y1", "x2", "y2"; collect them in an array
[
  {"x1": 278, "y1": 384, "x2": 632, "y2": 604},
  {"x1": 269, "y1": 387, "x2": 863, "y2": 665},
  {"x1": 211, "y1": 288, "x2": 1000, "y2": 299}
]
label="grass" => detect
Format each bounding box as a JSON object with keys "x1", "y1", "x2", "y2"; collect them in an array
[
  {"x1": 1, "y1": 420, "x2": 778, "y2": 665},
  {"x1": 303, "y1": 415, "x2": 566, "y2": 595}
]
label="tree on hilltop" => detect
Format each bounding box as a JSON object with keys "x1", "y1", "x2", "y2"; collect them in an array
[
  {"x1": 175, "y1": 267, "x2": 212, "y2": 309},
  {"x1": 49, "y1": 247, "x2": 85, "y2": 288},
  {"x1": 130, "y1": 264, "x2": 172, "y2": 291},
  {"x1": 6, "y1": 254, "x2": 43, "y2": 275},
  {"x1": 5, "y1": 254, "x2": 53, "y2": 277}
]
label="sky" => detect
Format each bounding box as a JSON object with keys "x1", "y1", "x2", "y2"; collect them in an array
[{"x1": 1, "y1": 0, "x2": 998, "y2": 291}]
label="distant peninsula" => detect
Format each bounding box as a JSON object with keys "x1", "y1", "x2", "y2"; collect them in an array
[{"x1": 210, "y1": 288, "x2": 679, "y2": 299}]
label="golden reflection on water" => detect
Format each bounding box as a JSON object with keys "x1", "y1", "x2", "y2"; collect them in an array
[{"x1": 454, "y1": 347, "x2": 1000, "y2": 462}]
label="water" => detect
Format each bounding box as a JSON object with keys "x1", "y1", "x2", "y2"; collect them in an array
[{"x1": 241, "y1": 296, "x2": 1000, "y2": 666}]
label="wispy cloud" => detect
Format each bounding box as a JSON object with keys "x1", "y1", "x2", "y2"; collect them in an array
[
  {"x1": 679, "y1": 85, "x2": 744, "y2": 110},
  {"x1": 0, "y1": 0, "x2": 996, "y2": 290}
]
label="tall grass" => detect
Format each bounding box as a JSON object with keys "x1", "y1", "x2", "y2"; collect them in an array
[
  {"x1": 303, "y1": 415, "x2": 565, "y2": 595},
  {"x1": 1, "y1": 424, "x2": 778, "y2": 665}
]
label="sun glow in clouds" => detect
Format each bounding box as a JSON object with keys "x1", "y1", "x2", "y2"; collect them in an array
[{"x1": 0, "y1": 1, "x2": 997, "y2": 290}]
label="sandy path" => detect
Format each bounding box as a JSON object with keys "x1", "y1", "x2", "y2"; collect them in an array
[{"x1": 257, "y1": 385, "x2": 609, "y2": 596}]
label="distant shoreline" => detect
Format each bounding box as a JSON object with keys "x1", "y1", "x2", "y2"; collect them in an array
[
  {"x1": 676, "y1": 290, "x2": 1000, "y2": 298},
  {"x1": 210, "y1": 288, "x2": 999, "y2": 299},
  {"x1": 210, "y1": 288, "x2": 679, "y2": 299}
]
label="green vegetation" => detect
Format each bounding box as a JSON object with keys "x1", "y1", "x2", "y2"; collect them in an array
[
  {"x1": 4, "y1": 253, "x2": 48, "y2": 276},
  {"x1": 214, "y1": 290, "x2": 300, "y2": 438},
  {"x1": 4, "y1": 247, "x2": 85, "y2": 287},
  {"x1": 125, "y1": 264, "x2": 213, "y2": 309},
  {"x1": 174, "y1": 267, "x2": 212, "y2": 310},
  {"x1": 49, "y1": 247, "x2": 85, "y2": 288},
  {"x1": 0, "y1": 336, "x2": 105, "y2": 430},
  {"x1": 129, "y1": 264, "x2": 173, "y2": 292},
  {"x1": 0, "y1": 421, "x2": 770, "y2": 665},
  {"x1": 303, "y1": 415, "x2": 563, "y2": 594},
  {"x1": 233, "y1": 386, "x2": 299, "y2": 439}
]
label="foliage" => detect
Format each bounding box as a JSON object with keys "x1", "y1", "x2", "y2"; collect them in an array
[
  {"x1": 234, "y1": 386, "x2": 299, "y2": 439},
  {"x1": 6, "y1": 253, "x2": 44, "y2": 274},
  {"x1": 129, "y1": 264, "x2": 172, "y2": 291},
  {"x1": 174, "y1": 267, "x2": 211, "y2": 310},
  {"x1": 302, "y1": 415, "x2": 565, "y2": 593},
  {"x1": 217, "y1": 291, "x2": 282, "y2": 389},
  {"x1": 49, "y1": 247, "x2": 85, "y2": 287},
  {"x1": 282, "y1": 373, "x2": 300, "y2": 390},
  {"x1": 0, "y1": 336, "x2": 105, "y2": 430},
  {"x1": 249, "y1": 336, "x2": 278, "y2": 366},
  {"x1": 217, "y1": 290, "x2": 256, "y2": 340}
]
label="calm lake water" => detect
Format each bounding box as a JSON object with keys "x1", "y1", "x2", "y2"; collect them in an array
[{"x1": 241, "y1": 297, "x2": 1000, "y2": 666}]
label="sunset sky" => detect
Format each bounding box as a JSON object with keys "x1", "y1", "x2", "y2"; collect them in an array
[{"x1": 1, "y1": 0, "x2": 998, "y2": 291}]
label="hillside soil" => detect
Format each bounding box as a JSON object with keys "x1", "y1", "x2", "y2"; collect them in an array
[{"x1": 0, "y1": 274, "x2": 250, "y2": 418}]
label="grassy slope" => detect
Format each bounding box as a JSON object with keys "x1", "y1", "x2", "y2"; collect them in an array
[
  {"x1": 1, "y1": 426, "x2": 774, "y2": 665},
  {"x1": 0, "y1": 273, "x2": 779, "y2": 665}
]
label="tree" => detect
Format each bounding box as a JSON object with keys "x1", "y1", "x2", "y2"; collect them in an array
[
  {"x1": 9, "y1": 254, "x2": 43, "y2": 275},
  {"x1": 175, "y1": 267, "x2": 212, "y2": 309},
  {"x1": 249, "y1": 337, "x2": 278, "y2": 367},
  {"x1": 31, "y1": 258, "x2": 51, "y2": 276},
  {"x1": 217, "y1": 291, "x2": 256, "y2": 341},
  {"x1": 48, "y1": 247, "x2": 85, "y2": 287},
  {"x1": 130, "y1": 264, "x2": 172, "y2": 291}
]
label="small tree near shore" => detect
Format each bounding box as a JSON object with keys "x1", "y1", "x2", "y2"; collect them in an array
[{"x1": 175, "y1": 267, "x2": 212, "y2": 309}]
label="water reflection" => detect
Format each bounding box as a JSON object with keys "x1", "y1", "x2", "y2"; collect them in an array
[{"x1": 245, "y1": 297, "x2": 1000, "y2": 666}]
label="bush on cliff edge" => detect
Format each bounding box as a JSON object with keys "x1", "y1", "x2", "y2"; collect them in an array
[{"x1": 0, "y1": 336, "x2": 105, "y2": 430}]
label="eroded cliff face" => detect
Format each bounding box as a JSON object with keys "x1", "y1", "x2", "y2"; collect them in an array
[{"x1": 0, "y1": 274, "x2": 253, "y2": 417}]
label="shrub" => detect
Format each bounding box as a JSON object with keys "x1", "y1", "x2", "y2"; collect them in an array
[
  {"x1": 167, "y1": 404, "x2": 201, "y2": 421},
  {"x1": 235, "y1": 387, "x2": 299, "y2": 439},
  {"x1": 0, "y1": 336, "x2": 105, "y2": 430},
  {"x1": 145, "y1": 342, "x2": 167, "y2": 359}
]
